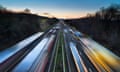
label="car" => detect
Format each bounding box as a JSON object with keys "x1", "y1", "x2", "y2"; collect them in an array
[
  {"x1": 74, "y1": 31, "x2": 84, "y2": 37},
  {"x1": 69, "y1": 29, "x2": 74, "y2": 34}
]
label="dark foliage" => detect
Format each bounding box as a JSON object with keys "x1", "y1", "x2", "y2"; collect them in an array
[{"x1": 0, "y1": 10, "x2": 57, "y2": 50}]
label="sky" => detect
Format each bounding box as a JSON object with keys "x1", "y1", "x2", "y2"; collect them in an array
[{"x1": 0, "y1": 0, "x2": 120, "y2": 19}]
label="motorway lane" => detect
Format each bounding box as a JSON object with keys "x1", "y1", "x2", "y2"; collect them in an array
[
  {"x1": 69, "y1": 42, "x2": 85, "y2": 72},
  {"x1": 69, "y1": 26, "x2": 120, "y2": 72},
  {"x1": 69, "y1": 31, "x2": 98, "y2": 72},
  {"x1": 79, "y1": 37, "x2": 120, "y2": 72},
  {"x1": 0, "y1": 23, "x2": 61, "y2": 72},
  {"x1": 30, "y1": 35, "x2": 56, "y2": 72},
  {"x1": 63, "y1": 27, "x2": 77, "y2": 72},
  {"x1": 1, "y1": 21, "x2": 120, "y2": 72},
  {"x1": 0, "y1": 32, "x2": 43, "y2": 64},
  {"x1": 63, "y1": 24, "x2": 98, "y2": 72},
  {"x1": 12, "y1": 23, "x2": 61, "y2": 72},
  {"x1": 12, "y1": 37, "x2": 49, "y2": 72},
  {"x1": 75, "y1": 41, "x2": 98, "y2": 72},
  {"x1": 63, "y1": 26, "x2": 87, "y2": 72},
  {"x1": 0, "y1": 32, "x2": 44, "y2": 71}
]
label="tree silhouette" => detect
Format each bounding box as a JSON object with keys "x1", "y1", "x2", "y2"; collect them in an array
[
  {"x1": 95, "y1": 4, "x2": 120, "y2": 20},
  {"x1": 0, "y1": 5, "x2": 6, "y2": 10},
  {"x1": 24, "y1": 8, "x2": 31, "y2": 13}
]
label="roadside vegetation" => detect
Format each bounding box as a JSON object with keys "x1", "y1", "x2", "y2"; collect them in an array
[{"x1": 0, "y1": 5, "x2": 58, "y2": 50}]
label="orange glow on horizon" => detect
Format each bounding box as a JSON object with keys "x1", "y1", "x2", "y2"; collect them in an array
[
  {"x1": 39, "y1": 12, "x2": 87, "y2": 19},
  {"x1": 10, "y1": 8, "x2": 88, "y2": 19}
]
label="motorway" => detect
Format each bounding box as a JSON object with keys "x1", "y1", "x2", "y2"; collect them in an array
[{"x1": 0, "y1": 21, "x2": 120, "y2": 72}]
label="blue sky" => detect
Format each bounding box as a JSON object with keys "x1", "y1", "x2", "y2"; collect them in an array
[{"x1": 0, "y1": 0, "x2": 120, "y2": 18}]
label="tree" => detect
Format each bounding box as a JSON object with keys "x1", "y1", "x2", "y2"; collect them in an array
[
  {"x1": 96, "y1": 4, "x2": 120, "y2": 20},
  {"x1": 0, "y1": 5, "x2": 6, "y2": 10},
  {"x1": 24, "y1": 8, "x2": 31, "y2": 13}
]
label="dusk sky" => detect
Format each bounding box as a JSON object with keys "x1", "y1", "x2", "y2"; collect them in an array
[{"x1": 0, "y1": 0, "x2": 120, "y2": 18}]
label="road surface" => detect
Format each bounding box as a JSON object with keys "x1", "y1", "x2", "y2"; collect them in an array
[{"x1": 0, "y1": 21, "x2": 120, "y2": 72}]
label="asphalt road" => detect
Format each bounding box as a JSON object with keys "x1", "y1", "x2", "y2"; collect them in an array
[
  {"x1": 0, "y1": 21, "x2": 120, "y2": 72},
  {"x1": 63, "y1": 24, "x2": 97, "y2": 72},
  {"x1": 62, "y1": 21, "x2": 120, "y2": 72}
]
